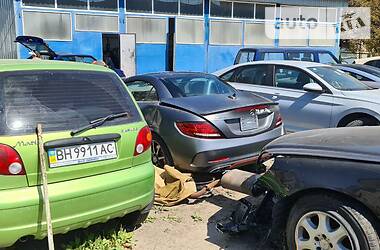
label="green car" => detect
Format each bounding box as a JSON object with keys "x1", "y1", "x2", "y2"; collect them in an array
[{"x1": 0, "y1": 60, "x2": 154, "y2": 247}]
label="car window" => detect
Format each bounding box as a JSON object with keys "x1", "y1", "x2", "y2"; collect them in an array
[
  {"x1": 319, "y1": 52, "x2": 338, "y2": 64},
  {"x1": 287, "y1": 52, "x2": 315, "y2": 62},
  {"x1": 76, "y1": 56, "x2": 96, "y2": 64},
  {"x1": 163, "y1": 75, "x2": 235, "y2": 98},
  {"x1": 59, "y1": 56, "x2": 76, "y2": 62},
  {"x1": 234, "y1": 65, "x2": 273, "y2": 86},
  {"x1": 275, "y1": 66, "x2": 315, "y2": 90},
  {"x1": 264, "y1": 53, "x2": 285, "y2": 60},
  {"x1": 220, "y1": 70, "x2": 235, "y2": 81},
  {"x1": 0, "y1": 70, "x2": 140, "y2": 136},
  {"x1": 365, "y1": 60, "x2": 380, "y2": 68},
  {"x1": 126, "y1": 81, "x2": 159, "y2": 102},
  {"x1": 238, "y1": 51, "x2": 256, "y2": 64},
  {"x1": 308, "y1": 66, "x2": 371, "y2": 91}
]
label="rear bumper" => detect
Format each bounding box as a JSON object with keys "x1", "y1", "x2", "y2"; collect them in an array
[
  {"x1": 0, "y1": 162, "x2": 154, "y2": 248},
  {"x1": 171, "y1": 125, "x2": 284, "y2": 173}
]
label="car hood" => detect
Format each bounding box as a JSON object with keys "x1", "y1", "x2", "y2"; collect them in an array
[
  {"x1": 340, "y1": 88, "x2": 380, "y2": 104},
  {"x1": 263, "y1": 127, "x2": 380, "y2": 164},
  {"x1": 160, "y1": 91, "x2": 273, "y2": 115}
]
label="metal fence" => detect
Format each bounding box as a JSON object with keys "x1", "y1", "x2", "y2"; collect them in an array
[{"x1": 0, "y1": 0, "x2": 17, "y2": 59}]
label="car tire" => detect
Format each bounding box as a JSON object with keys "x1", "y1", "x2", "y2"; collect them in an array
[
  {"x1": 345, "y1": 117, "x2": 377, "y2": 127},
  {"x1": 286, "y1": 194, "x2": 380, "y2": 250},
  {"x1": 151, "y1": 134, "x2": 174, "y2": 168}
]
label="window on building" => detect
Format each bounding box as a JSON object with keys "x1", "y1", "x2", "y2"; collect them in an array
[
  {"x1": 89, "y1": 0, "x2": 118, "y2": 11},
  {"x1": 210, "y1": 0, "x2": 232, "y2": 18},
  {"x1": 57, "y1": 0, "x2": 87, "y2": 10},
  {"x1": 127, "y1": 17, "x2": 167, "y2": 44},
  {"x1": 244, "y1": 23, "x2": 275, "y2": 46},
  {"x1": 23, "y1": 11, "x2": 72, "y2": 40},
  {"x1": 22, "y1": 0, "x2": 55, "y2": 7},
  {"x1": 180, "y1": 0, "x2": 203, "y2": 16},
  {"x1": 154, "y1": 0, "x2": 179, "y2": 14},
  {"x1": 210, "y1": 20, "x2": 242, "y2": 45},
  {"x1": 126, "y1": 0, "x2": 152, "y2": 13},
  {"x1": 176, "y1": 19, "x2": 204, "y2": 44},
  {"x1": 300, "y1": 7, "x2": 318, "y2": 22},
  {"x1": 76, "y1": 14, "x2": 119, "y2": 32},
  {"x1": 256, "y1": 4, "x2": 275, "y2": 20},
  {"x1": 233, "y1": 2, "x2": 254, "y2": 19},
  {"x1": 319, "y1": 8, "x2": 337, "y2": 23}
]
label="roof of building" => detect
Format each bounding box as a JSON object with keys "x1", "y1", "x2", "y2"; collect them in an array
[{"x1": 0, "y1": 59, "x2": 111, "y2": 73}]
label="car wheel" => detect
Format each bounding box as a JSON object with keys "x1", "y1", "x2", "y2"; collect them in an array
[
  {"x1": 151, "y1": 134, "x2": 173, "y2": 168},
  {"x1": 286, "y1": 194, "x2": 380, "y2": 250},
  {"x1": 345, "y1": 118, "x2": 376, "y2": 127}
]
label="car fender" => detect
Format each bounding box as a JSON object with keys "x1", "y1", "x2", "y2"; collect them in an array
[
  {"x1": 264, "y1": 156, "x2": 380, "y2": 218},
  {"x1": 331, "y1": 107, "x2": 380, "y2": 127}
]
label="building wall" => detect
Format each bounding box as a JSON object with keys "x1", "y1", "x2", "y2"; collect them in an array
[
  {"x1": 0, "y1": 0, "x2": 17, "y2": 59},
  {"x1": 13, "y1": 0, "x2": 347, "y2": 74}
]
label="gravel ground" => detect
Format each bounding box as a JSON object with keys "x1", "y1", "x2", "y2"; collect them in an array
[{"x1": 133, "y1": 187, "x2": 277, "y2": 250}]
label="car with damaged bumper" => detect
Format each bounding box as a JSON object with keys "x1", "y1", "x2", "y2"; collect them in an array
[
  {"x1": 124, "y1": 72, "x2": 284, "y2": 173},
  {"x1": 220, "y1": 127, "x2": 380, "y2": 250},
  {"x1": 0, "y1": 60, "x2": 154, "y2": 247}
]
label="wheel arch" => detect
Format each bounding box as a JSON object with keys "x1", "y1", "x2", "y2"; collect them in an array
[
  {"x1": 336, "y1": 112, "x2": 380, "y2": 127},
  {"x1": 272, "y1": 188, "x2": 380, "y2": 236}
]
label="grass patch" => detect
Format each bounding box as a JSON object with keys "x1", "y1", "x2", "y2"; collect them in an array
[
  {"x1": 144, "y1": 216, "x2": 157, "y2": 224},
  {"x1": 162, "y1": 215, "x2": 182, "y2": 223},
  {"x1": 191, "y1": 213, "x2": 203, "y2": 223},
  {"x1": 62, "y1": 227, "x2": 134, "y2": 250}
]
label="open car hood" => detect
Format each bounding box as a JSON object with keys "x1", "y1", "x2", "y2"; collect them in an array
[
  {"x1": 15, "y1": 36, "x2": 57, "y2": 58},
  {"x1": 160, "y1": 91, "x2": 273, "y2": 115},
  {"x1": 263, "y1": 127, "x2": 380, "y2": 164}
]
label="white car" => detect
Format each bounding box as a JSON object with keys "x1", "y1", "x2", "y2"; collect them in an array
[
  {"x1": 214, "y1": 61, "x2": 380, "y2": 132},
  {"x1": 354, "y1": 56, "x2": 380, "y2": 68}
]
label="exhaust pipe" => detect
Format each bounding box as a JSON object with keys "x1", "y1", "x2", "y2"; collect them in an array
[{"x1": 221, "y1": 169, "x2": 261, "y2": 196}]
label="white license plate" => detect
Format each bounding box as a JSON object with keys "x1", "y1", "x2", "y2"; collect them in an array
[
  {"x1": 240, "y1": 115, "x2": 258, "y2": 131},
  {"x1": 48, "y1": 141, "x2": 117, "y2": 168}
]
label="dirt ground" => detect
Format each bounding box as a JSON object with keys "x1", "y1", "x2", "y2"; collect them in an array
[{"x1": 133, "y1": 187, "x2": 276, "y2": 250}]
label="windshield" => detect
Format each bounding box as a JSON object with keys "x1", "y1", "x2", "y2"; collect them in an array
[
  {"x1": 308, "y1": 66, "x2": 371, "y2": 91},
  {"x1": 162, "y1": 75, "x2": 236, "y2": 98},
  {"x1": 0, "y1": 70, "x2": 140, "y2": 135}
]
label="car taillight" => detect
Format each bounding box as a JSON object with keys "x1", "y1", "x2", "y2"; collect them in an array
[
  {"x1": 134, "y1": 126, "x2": 152, "y2": 156},
  {"x1": 0, "y1": 144, "x2": 25, "y2": 175},
  {"x1": 176, "y1": 122, "x2": 223, "y2": 139},
  {"x1": 275, "y1": 115, "x2": 283, "y2": 127}
]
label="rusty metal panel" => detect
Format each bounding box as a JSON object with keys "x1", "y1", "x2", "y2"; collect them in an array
[{"x1": 0, "y1": 0, "x2": 17, "y2": 59}]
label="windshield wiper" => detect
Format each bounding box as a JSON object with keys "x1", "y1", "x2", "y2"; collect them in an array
[{"x1": 70, "y1": 112, "x2": 129, "y2": 136}]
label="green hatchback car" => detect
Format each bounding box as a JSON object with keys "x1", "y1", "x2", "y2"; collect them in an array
[{"x1": 0, "y1": 60, "x2": 154, "y2": 247}]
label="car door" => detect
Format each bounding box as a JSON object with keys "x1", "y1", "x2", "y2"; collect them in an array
[
  {"x1": 125, "y1": 80, "x2": 159, "y2": 126},
  {"x1": 220, "y1": 64, "x2": 276, "y2": 101},
  {"x1": 273, "y1": 65, "x2": 334, "y2": 132}
]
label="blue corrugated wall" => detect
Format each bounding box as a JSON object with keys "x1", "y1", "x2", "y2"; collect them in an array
[{"x1": 13, "y1": 0, "x2": 345, "y2": 75}]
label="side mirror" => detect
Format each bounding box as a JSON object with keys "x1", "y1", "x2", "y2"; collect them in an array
[{"x1": 303, "y1": 83, "x2": 323, "y2": 93}]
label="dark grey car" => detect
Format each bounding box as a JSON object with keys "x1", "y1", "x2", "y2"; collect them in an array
[{"x1": 124, "y1": 72, "x2": 284, "y2": 173}]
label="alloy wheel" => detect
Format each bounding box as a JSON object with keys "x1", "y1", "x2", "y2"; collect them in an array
[
  {"x1": 295, "y1": 211, "x2": 356, "y2": 250},
  {"x1": 151, "y1": 139, "x2": 167, "y2": 168}
]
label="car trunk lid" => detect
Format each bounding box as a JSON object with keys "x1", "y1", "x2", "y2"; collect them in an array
[
  {"x1": 15, "y1": 35, "x2": 57, "y2": 59},
  {"x1": 161, "y1": 91, "x2": 278, "y2": 138}
]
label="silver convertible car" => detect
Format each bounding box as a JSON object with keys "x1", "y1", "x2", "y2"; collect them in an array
[
  {"x1": 215, "y1": 61, "x2": 380, "y2": 132},
  {"x1": 124, "y1": 72, "x2": 283, "y2": 173}
]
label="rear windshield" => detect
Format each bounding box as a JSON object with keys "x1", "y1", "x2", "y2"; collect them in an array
[
  {"x1": 162, "y1": 75, "x2": 236, "y2": 98},
  {"x1": 0, "y1": 70, "x2": 140, "y2": 135}
]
